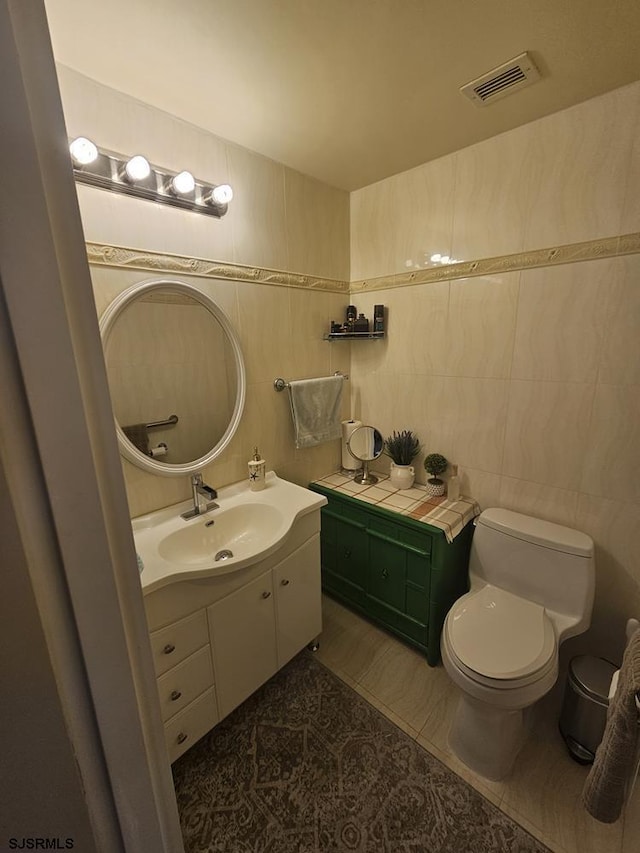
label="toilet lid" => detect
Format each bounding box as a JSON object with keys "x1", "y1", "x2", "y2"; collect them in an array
[{"x1": 446, "y1": 585, "x2": 556, "y2": 680}]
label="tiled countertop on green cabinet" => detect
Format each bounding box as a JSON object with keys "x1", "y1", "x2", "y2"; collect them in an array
[{"x1": 311, "y1": 471, "x2": 480, "y2": 542}]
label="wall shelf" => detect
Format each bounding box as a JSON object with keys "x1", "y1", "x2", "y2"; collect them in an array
[{"x1": 324, "y1": 331, "x2": 385, "y2": 341}]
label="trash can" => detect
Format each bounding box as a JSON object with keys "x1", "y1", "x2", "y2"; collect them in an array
[{"x1": 559, "y1": 655, "x2": 617, "y2": 764}]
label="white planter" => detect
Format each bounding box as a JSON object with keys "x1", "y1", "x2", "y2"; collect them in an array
[
  {"x1": 425, "y1": 478, "x2": 445, "y2": 496},
  {"x1": 389, "y1": 462, "x2": 415, "y2": 490}
]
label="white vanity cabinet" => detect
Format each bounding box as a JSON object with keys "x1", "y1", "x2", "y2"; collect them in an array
[
  {"x1": 143, "y1": 509, "x2": 323, "y2": 762},
  {"x1": 209, "y1": 535, "x2": 321, "y2": 720}
]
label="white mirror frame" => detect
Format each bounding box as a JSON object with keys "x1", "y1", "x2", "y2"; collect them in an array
[{"x1": 99, "y1": 277, "x2": 246, "y2": 477}]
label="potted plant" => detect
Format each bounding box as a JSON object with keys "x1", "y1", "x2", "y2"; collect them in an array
[
  {"x1": 384, "y1": 430, "x2": 421, "y2": 490},
  {"x1": 423, "y1": 452, "x2": 448, "y2": 496}
]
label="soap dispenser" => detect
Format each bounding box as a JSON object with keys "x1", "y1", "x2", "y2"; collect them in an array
[{"x1": 248, "y1": 447, "x2": 266, "y2": 491}]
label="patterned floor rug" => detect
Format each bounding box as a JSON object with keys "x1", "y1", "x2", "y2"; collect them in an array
[{"x1": 173, "y1": 651, "x2": 550, "y2": 852}]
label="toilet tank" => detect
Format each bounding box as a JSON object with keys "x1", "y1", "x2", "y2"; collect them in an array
[{"x1": 470, "y1": 508, "x2": 595, "y2": 640}]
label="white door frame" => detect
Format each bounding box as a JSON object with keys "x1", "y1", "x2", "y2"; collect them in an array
[{"x1": 0, "y1": 2, "x2": 184, "y2": 850}]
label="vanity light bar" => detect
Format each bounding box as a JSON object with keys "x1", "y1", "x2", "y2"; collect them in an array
[{"x1": 69, "y1": 138, "x2": 232, "y2": 218}]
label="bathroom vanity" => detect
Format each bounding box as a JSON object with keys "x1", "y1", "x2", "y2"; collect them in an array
[
  {"x1": 309, "y1": 475, "x2": 478, "y2": 665},
  {"x1": 102, "y1": 279, "x2": 331, "y2": 763},
  {"x1": 137, "y1": 474, "x2": 326, "y2": 762}
]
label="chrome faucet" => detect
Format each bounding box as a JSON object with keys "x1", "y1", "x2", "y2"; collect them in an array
[{"x1": 181, "y1": 473, "x2": 218, "y2": 520}]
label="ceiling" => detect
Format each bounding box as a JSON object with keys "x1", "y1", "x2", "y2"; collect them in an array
[{"x1": 44, "y1": 0, "x2": 640, "y2": 191}]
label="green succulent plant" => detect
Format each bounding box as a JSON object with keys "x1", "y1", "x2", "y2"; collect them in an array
[
  {"x1": 423, "y1": 452, "x2": 448, "y2": 482},
  {"x1": 383, "y1": 430, "x2": 421, "y2": 466}
]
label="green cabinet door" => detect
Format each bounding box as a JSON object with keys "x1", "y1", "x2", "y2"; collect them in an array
[
  {"x1": 367, "y1": 529, "x2": 429, "y2": 649},
  {"x1": 368, "y1": 532, "x2": 406, "y2": 611},
  {"x1": 320, "y1": 507, "x2": 368, "y2": 607}
]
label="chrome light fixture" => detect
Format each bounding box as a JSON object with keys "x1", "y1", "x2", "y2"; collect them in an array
[
  {"x1": 69, "y1": 136, "x2": 98, "y2": 166},
  {"x1": 123, "y1": 154, "x2": 152, "y2": 183},
  {"x1": 68, "y1": 138, "x2": 232, "y2": 218},
  {"x1": 168, "y1": 170, "x2": 196, "y2": 196},
  {"x1": 209, "y1": 184, "x2": 233, "y2": 205}
]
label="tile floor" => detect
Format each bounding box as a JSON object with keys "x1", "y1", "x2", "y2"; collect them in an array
[{"x1": 315, "y1": 594, "x2": 633, "y2": 853}]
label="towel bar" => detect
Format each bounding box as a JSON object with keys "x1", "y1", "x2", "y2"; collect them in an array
[{"x1": 273, "y1": 372, "x2": 349, "y2": 392}]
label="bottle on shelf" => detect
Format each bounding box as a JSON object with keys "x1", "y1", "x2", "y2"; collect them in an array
[
  {"x1": 346, "y1": 305, "x2": 357, "y2": 330},
  {"x1": 354, "y1": 313, "x2": 369, "y2": 332}
]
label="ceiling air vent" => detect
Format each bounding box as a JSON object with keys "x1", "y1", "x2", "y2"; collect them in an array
[{"x1": 460, "y1": 52, "x2": 541, "y2": 106}]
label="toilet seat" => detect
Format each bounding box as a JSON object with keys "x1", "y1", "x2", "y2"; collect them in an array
[{"x1": 445, "y1": 585, "x2": 556, "y2": 689}]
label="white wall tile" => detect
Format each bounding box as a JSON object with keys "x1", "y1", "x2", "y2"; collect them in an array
[
  {"x1": 523, "y1": 84, "x2": 639, "y2": 249},
  {"x1": 502, "y1": 380, "x2": 594, "y2": 490},
  {"x1": 451, "y1": 124, "x2": 536, "y2": 261},
  {"x1": 581, "y1": 383, "x2": 640, "y2": 504},
  {"x1": 511, "y1": 259, "x2": 614, "y2": 383},
  {"x1": 350, "y1": 155, "x2": 455, "y2": 281},
  {"x1": 598, "y1": 255, "x2": 640, "y2": 386},
  {"x1": 444, "y1": 273, "x2": 519, "y2": 379}
]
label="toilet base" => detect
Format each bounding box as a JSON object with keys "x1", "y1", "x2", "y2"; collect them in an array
[{"x1": 448, "y1": 693, "x2": 530, "y2": 781}]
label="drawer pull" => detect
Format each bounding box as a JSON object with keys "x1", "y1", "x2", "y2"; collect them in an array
[
  {"x1": 382, "y1": 568, "x2": 389, "y2": 580},
  {"x1": 170, "y1": 690, "x2": 182, "y2": 701},
  {"x1": 261, "y1": 590, "x2": 271, "y2": 599},
  {"x1": 176, "y1": 732, "x2": 188, "y2": 745},
  {"x1": 163, "y1": 643, "x2": 176, "y2": 655},
  {"x1": 280, "y1": 579, "x2": 290, "y2": 586},
  {"x1": 344, "y1": 548, "x2": 352, "y2": 558}
]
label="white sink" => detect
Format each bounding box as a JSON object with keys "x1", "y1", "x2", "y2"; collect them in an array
[
  {"x1": 133, "y1": 472, "x2": 327, "y2": 593},
  {"x1": 158, "y1": 503, "x2": 285, "y2": 566}
]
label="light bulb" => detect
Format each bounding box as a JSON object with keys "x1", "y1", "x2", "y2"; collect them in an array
[
  {"x1": 440, "y1": 255, "x2": 450, "y2": 264},
  {"x1": 210, "y1": 184, "x2": 233, "y2": 205},
  {"x1": 170, "y1": 170, "x2": 195, "y2": 195},
  {"x1": 430, "y1": 253, "x2": 441, "y2": 263},
  {"x1": 124, "y1": 155, "x2": 151, "y2": 182},
  {"x1": 69, "y1": 137, "x2": 98, "y2": 166}
]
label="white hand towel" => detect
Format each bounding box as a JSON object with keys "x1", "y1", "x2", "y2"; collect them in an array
[{"x1": 288, "y1": 376, "x2": 343, "y2": 449}]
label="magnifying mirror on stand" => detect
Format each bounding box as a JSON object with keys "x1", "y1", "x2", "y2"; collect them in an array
[{"x1": 346, "y1": 425, "x2": 384, "y2": 485}]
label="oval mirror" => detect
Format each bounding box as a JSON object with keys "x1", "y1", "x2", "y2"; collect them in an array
[
  {"x1": 347, "y1": 425, "x2": 383, "y2": 486},
  {"x1": 99, "y1": 278, "x2": 246, "y2": 477}
]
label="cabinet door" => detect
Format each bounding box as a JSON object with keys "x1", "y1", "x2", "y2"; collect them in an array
[
  {"x1": 208, "y1": 571, "x2": 277, "y2": 720},
  {"x1": 367, "y1": 530, "x2": 430, "y2": 649},
  {"x1": 273, "y1": 535, "x2": 322, "y2": 668},
  {"x1": 367, "y1": 532, "x2": 407, "y2": 611},
  {"x1": 321, "y1": 508, "x2": 368, "y2": 605}
]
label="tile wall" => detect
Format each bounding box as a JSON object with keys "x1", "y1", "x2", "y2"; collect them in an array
[
  {"x1": 56, "y1": 65, "x2": 351, "y2": 517},
  {"x1": 350, "y1": 80, "x2": 640, "y2": 665}
]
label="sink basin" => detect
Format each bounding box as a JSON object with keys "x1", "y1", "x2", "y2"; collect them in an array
[
  {"x1": 158, "y1": 503, "x2": 284, "y2": 566},
  {"x1": 133, "y1": 471, "x2": 327, "y2": 593}
]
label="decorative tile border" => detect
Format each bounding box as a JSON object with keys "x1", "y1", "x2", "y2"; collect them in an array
[
  {"x1": 86, "y1": 242, "x2": 349, "y2": 293},
  {"x1": 86, "y1": 231, "x2": 640, "y2": 296},
  {"x1": 350, "y1": 231, "x2": 640, "y2": 293}
]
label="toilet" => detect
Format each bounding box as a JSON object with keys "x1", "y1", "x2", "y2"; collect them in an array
[{"x1": 441, "y1": 507, "x2": 595, "y2": 781}]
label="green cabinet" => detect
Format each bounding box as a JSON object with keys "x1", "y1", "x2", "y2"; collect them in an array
[{"x1": 309, "y1": 484, "x2": 474, "y2": 665}]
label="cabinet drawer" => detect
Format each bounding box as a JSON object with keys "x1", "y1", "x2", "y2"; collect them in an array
[
  {"x1": 156, "y1": 645, "x2": 214, "y2": 722},
  {"x1": 150, "y1": 610, "x2": 208, "y2": 676},
  {"x1": 367, "y1": 516, "x2": 431, "y2": 556},
  {"x1": 164, "y1": 687, "x2": 218, "y2": 764}
]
